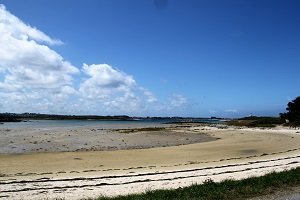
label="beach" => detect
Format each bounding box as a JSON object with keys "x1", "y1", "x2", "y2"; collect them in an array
[{"x1": 0, "y1": 123, "x2": 300, "y2": 199}]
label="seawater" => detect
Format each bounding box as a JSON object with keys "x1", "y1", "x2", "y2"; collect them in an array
[{"x1": 0, "y1": 119, "x2": 223, "y2": 129}]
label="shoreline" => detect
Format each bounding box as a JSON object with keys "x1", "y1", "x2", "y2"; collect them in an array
[{"x1": 0, "y1": 124, "x2": 300, "y2": 199}]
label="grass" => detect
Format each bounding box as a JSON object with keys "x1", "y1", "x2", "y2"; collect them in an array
[
  {"x1": 226, "y1": 117, "x2": 284, "y2": 128},
  {"x1": 91, "y1": 167, "x2": 300, "y2": 200},
  {"x1": 118, "y1": 127, "x2": 166, "y2": 133}
]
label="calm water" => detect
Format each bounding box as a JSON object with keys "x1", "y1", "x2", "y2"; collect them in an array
[{"x1": 0, "y1": 119, "x2": 222, "y2": 129}]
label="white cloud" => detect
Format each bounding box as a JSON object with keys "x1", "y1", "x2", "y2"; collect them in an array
[
  {"x1": 0, "y1": 4, "x2": 187, "y2": 116},
  {"x1": 0, "y1": 4, "x2": 62, "y2": 45},
  {"x1": 78, "y1": 64, "x2": 157, "y2": 114},
  {"x1": 140, "y1": 87, "x2": 157, "y2": 103},
  {"x1": 80, "y1": 63, "x2": 136, "y2": 99},
  {"x1": 0, "y1": 4, "x2": 78, "y2": 113}
]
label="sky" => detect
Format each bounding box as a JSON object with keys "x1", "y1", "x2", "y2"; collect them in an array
[{"x1": 0, "y1": 0, "x2": 299, "y2": 117}]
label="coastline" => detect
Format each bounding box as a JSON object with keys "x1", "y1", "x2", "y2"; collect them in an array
[{"x1": 0, "y1": 124, "x2": 300, "y2": 199}]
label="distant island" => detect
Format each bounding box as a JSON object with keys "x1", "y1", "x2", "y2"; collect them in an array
[
  {"x1": 0, "y1": 113, "x2": 133, "y2": 122},
  {"x1": 0, "y1": 112, "x2": 225, "y2": 123}
]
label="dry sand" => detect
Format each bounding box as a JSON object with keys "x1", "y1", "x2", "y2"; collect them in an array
[{"x1": 0, "y1": 124, "x2": 300, "y2": 199}]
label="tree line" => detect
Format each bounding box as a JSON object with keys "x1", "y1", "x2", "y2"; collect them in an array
[{"x1": 280, "y1": 96, "x2": 300, "y2": 126}]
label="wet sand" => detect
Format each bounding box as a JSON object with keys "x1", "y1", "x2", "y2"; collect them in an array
[
  {"x1": 0, "y1": 125, "x2": 215, "y2": 153},
  {"x1": 0, "y1": 124, "x2": 300, "y2": 199}
]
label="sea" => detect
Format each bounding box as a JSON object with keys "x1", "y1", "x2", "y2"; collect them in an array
[{"x1": 0, "y1": 118, "x2": 223, "y2": 129}]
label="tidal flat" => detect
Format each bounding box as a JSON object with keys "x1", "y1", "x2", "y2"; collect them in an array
[
  {"x1": 0, "y1": 123, "x2": 300, "y2": 199},
  {"x1": 0, "y1": 123, "x2": 216, "y2": 154}
]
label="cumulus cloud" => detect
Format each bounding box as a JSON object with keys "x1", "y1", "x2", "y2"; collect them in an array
[
  {"x1": 0, "y1": 4, "x2": 78, "y2": 113},
  {"x1": 78, "y1": 64, "x2": 157, "y2": 114},
  {"x1": 0, "y1": 4, "x2": 186, "y2": 116},
  {"x1": 0, "y1": 5, "x2": 78, "y2": 88},
  {"x1": 79, "y1": 64, "x2": 136, "y2": 99},
  {"x1": 0, "y1": 4, "x2": 62, "y2": 45}
]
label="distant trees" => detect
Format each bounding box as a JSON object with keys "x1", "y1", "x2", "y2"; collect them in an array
[
  {"x1": 280, "y1": 96, "x2": 300, "y2": 125},
  {"x1": 0, "y1": 113, "x2": 132, "y2": 121},
  {"x1": 0, "y1": 114, "x2": 22, "y2": 122}
]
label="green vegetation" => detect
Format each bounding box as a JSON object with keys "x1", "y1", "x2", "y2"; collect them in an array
[
  {"x1": 226, "y1": 116, "x2": 283, "y2": 128},
  {"x1": 118, "y1": 127, "x2": 166, "y2": 133},
  {"x1": 227, "y1": 96, "x2": 300, "y2": 128},
  {"x1": 0, "y1": 113, "x2": 22, "y2": 122},
  {"x1": 92, "y1": 167, "x2": 300, "y2": 200},
  {"x1": 280, "y1": 96, "x2": 300, "y2": 127}
]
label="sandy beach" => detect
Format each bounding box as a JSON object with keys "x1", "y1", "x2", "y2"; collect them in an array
[
  {"x1": 0, "y1": 123, "x2": 300, "y2": 199},
  {"x1": 1, "y1": 0, "x2": 299, "y2": 199}
]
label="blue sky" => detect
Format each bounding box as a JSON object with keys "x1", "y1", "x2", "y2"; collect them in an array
[{"x1": 0, "y1": 0, "x2": 299, "y2": 117}]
